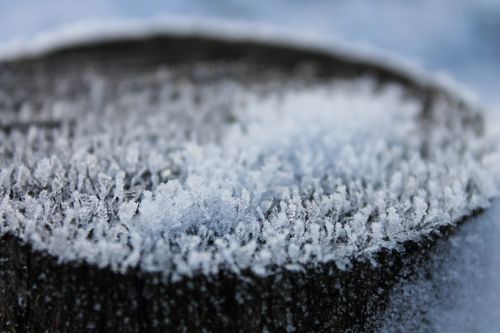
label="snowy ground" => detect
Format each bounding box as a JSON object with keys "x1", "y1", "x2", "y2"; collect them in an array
[
  {"x1": 377, "y1": 197, "x2": 500, "y2": 332},
  {"x1": 1, "y1": 1, "x2": 500, "y2": 331}
]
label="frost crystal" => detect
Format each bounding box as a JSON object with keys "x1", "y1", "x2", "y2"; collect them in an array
[{"x1": 0, "y1": 64, "x2": 497, "y2": 280}]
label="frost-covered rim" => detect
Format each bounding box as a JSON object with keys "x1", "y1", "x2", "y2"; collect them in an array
[{"x1": 0, "y1": 17, "x2": 479, "y2": 107}]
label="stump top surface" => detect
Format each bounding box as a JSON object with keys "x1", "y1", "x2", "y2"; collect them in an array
[{"x1": 0, "y1": 30, "x2": 495, "y2": 280}]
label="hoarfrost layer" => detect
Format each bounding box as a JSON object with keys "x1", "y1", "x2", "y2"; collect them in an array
[{"x1": 0, "y1": 68, "x2": 496, "y2": 279}]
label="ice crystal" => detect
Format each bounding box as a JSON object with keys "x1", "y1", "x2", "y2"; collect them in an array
[{"x1": 0, "y1": 65, "x2": 496, "y2": 280}]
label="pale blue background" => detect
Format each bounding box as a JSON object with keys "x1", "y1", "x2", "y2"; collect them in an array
[{"x1": 0, "y1": 0, "x2": 499, "y2": 105}]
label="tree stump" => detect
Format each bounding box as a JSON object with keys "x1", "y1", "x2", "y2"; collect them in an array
[{"x1": 0, "y1": 30, "x2": 491, "y2": 332}]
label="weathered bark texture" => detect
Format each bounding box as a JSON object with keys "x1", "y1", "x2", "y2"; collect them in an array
[{"x1": 0, "y1": 231, "x2": 455, "y2": 332}]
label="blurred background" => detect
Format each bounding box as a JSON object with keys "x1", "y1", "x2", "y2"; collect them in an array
[
  {"x1": 1, "y1": 1, "x2": 499, "y2": 331},
  {"x1": 0, "y1": 0, "x2": 499, "y2": 107}
]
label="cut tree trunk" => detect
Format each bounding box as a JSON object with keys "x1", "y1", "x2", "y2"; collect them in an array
[{"x1": 0, "y1": 31, "x2": 484, "y2": 332}]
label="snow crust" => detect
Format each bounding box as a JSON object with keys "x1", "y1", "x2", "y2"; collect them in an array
[
  {"x1": 377, "y1": 196, "x2": 500, "y2": 332},
  {"x1": 0, "y1": 63, "x2": 497, "y2": 279}
]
